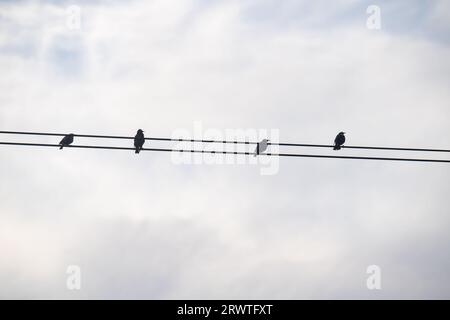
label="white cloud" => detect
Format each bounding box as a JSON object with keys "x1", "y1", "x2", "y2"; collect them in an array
[{"x1": 0, "y1": 0, "x2": 449, "y2": 298}]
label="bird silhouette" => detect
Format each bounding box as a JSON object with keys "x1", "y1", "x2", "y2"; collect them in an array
[
  {"x1": 134, "y1": 129, "x2": 145, "y2": 154},
  {"x1": 333, "y1": 132, "x2": 346, "y2": 150},
  {"x1": 254, "y1": 139, "x2": 269, "y2": 157},
  {"x1": 59, "y1": 134, "x2": 74, "y2": 150}
]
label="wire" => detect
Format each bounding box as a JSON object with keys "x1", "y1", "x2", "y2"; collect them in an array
[
  {"x1": 1, "y1": 130, "x2": 449, "y2": 153},
  {"x1": 1, "y1": 141, "x2": 449, "y2": 163},
  {"x1": 0, "y1": 130, "x2": 253, "y2": 144},
  {"x1": 277, "y1": 143, "x2": 450, "y2": 153}
]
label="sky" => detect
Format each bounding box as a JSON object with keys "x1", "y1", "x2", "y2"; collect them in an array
[{"x1": 0, "y1": 0, "x2": 450, "y2": 299}]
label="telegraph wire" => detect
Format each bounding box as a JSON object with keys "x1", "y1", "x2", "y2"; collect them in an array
[
  {"x1": 1, "y1": 130, "x2": 449, "y2": 153},
  {"x1": 1, "y1": 141, "x2": 449, "y2": 163}
]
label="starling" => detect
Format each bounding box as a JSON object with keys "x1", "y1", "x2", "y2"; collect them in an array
[
  {"x1": 333, "y1": 132, "x2": 346, "y2": 150},
  {"x1": 59, "y1": 134, "x2": 74, "y2": 150},
  {"x1": 254, "y1": 139, "x2": 269, "y2": 157},
  {"x1": 134, "y1": 129, "x2": 145, "y2": 154}
]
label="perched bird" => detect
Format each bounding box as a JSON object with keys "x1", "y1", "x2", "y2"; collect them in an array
[
  {"x1": 134, "y1": 129, "x2": 145, "y2": 154},
  {"x1": 59, "y1": 134, "x2": 74, "y2": 150},
  {"x1": 333, "y1": 132, "x2": 346, "y2": 150},
  {"x1": 254, "y1": 139, "x2": 269, "y2": 157}
]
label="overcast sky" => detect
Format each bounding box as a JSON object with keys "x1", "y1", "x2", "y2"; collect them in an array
[{"x1": 1, "y1": 0, "x2": 450, "y2": 299}]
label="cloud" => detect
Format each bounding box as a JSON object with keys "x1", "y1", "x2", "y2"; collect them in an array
[{"x1": 0, "y1": 0, "x2": 449, "y2": 299}]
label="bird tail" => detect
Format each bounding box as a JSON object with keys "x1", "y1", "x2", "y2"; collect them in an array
[
  {"x1": 135, "y1": 148, "x2": 140, "y2": 154},
  {"x1": 60, "y1": 145, "x2": 63, "y2": 150},
  {"x1": 333, "y1": 145, "x2": 340, "y2": 150}
]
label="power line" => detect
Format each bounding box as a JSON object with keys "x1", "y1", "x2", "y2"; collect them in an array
[
  {"x1": 1, "y1": 130, "x2": 449, "y2": 153},
  {"x1": 277, "y1": 143, "x2": 450, "y2": 153},
  {"x1": 1, "y1": 141, "x2": 449, "y2": 163},
  {"x1": 0, "y1": 130, "x2": 254, "y2": 145}
]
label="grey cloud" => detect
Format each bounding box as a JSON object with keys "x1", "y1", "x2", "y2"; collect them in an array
[{"x1": 0, "y1": 0, "x2": 449, "y2": 299}]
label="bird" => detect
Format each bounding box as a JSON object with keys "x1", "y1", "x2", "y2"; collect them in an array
[
  {"x1": 333, "y1": 132, "x2": 346, "y2": 150},
  {"x1": 254, "y1": 139, "x2": 269, "y2": 157},
  {"x1": 134, "y1": 129, "x2": 145, "y2": 154},
  {"x1": 59, "y1": 134, "x2": 74, "y2": 150}
]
